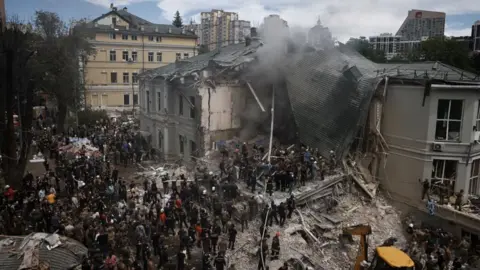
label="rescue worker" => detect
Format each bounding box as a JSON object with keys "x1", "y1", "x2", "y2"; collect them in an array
[
  {"x1": 240, "y1": 206, "x2": 249, "y2": 232},
  {"x1": 287, "y1": 195, "x2": 295, "y2": 219},
  {"x1": 278, "y1": 202, "x2": 286, "y2": 227},
  {"x1": 266, "y1": 177, "x2": 273, "y2": 196},
  {"x1": 211, "y1": 223, "x2": 221, "y2": 253},
  {"x1": 214, "y1": 251, "x2": 227, "y2": 270},
  {"x1": 228, "y1": 224, "x2": 237, "y2": 250},
  {"x1": 271, "y1": 232, "x2": 280, "y2": 260}
]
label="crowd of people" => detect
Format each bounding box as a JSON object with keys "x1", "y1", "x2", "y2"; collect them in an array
[
  {"x1": 4, "y1": 113, "x2": 478, "y2": 270},
  {"x1": 0, "y1": 116, "x2": 332, "y2": 270}
]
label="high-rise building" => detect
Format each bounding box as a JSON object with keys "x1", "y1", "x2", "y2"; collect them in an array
[
  {"x1": 307, "y1": 19, "x2": 334, "y2": 50},
  {"x1": 396, "y1": 9, "x2": 446, "y2": 41},
  {"x1": 0, "y1": 0, "x2": 6, "y2": 29},
  {"x1": 200, "y1": 9, "x2": 251, "y2": 51},
  {"x1": 262, "y1": 15, "x2": 289, "y2": 43},
  {"x1": 79, "y1": 5, "x2": 197, "y2": 110},
  {"x1": 473, "y1": 20, "x2": 480, "y2": 52}
]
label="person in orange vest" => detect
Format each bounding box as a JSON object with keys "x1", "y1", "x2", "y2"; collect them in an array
[
  {"x1": 195, "y1": 223, "x2": 203, "y2": 248},
  {"x1": 175, "y1": 196, "x2": 182, "y2": 209}
]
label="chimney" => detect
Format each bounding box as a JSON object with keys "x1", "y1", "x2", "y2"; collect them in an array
[
  {"x1": 245, "y1": 37, "x2": 251, "y2": 47},
  {"x1": 110, "y1": 3, "x2": 114, "y2": 9},
  {"x1": 123, "y1": 7, "x2": 128, "y2": 11},
  {"x1": 250, "y1": 27, "x2": 257, "y2": 37}
]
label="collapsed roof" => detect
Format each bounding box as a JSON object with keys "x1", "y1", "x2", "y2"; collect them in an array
[
  {"x1": 139, "y1": 39, "x2": 263, "y2": 81},
  {"x1": 0, "y1": 233, "x2": 87, "y2": 270},
  {"x1": 284, "y1": 45, "x2": 382, "y2": 159}
]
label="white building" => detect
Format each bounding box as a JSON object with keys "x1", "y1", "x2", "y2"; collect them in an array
[
  {"x1": 369, "y1": 33, "x2": 422, "y2": 59},
  {"x1": 307, "y1": 19, "x2": 334, "y2": 50}
]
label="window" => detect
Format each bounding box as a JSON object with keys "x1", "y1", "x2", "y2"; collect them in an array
[
  {"x1": 123, "y1": 94, "x2": 130, "y2": 105},
  {"x1": 109, "y1": 50, "x2": 116, "y2": 61},
  {"x1": 148, "y1": 52, "x2": 154, "y2": 62},
  {"x1": 435, "y1": 99, "x2": 463, "y2": 141},
  {"x1": 176, "y1": 53, "x2": 181, "y2": 60},
  {"x1": 146, "y1": 91, "x2": 150, "y2": 112},
  {"x1": 122, "y1": 34, "x2": 128, "y2": 40},
  {"x1": 110, "y1": 72, "x2": 117, "y2": 83},
  {"x1": 148, "y1": 36, "x2": 154, "y2": 41},
  {"x1": 122, "y1": 51, "x2": 129, "y2": 61},
  {"x1": 190, "y1": 140, "x2": 197, "y2": 158},
  {"x1": 179, "y1": 135, "x2": 185, "y2": 154},
  {"x1": 476, "y1": 100, "x2": 480, "y2": 130},
  {"x1": 431, "y1": 159, "x2": 458, "y2": 198},
  {"x1": 133, "y1": 94, "x2": 138, "y2": 105},
  {"x1": 157, "y1": 130, "x2": 163, "y2": 150},
  {"x1": 123, "y1": 72, "x2": 129, "y2": 84},
  {"x1": 109, "y1": 33, "x2": 116, "y2": 39},
  {"x1": 470, "y1": 160, "x2": 480, "y2": 195},
  {"x1": 157, "y1": 92, "x2": 162, "y2": 111},
  {"x1": 184, "y1": 53, "x2": 189, "y2": 59},
  {"x1": 132, "y1": 73, "x2": 138, "y2": 84},
  {"x1": 156, "y1": 36, "x2": 162, "y2": 42},
  {"x1": 189, "y1": 96, "x2": 195, "y2": 118},
  {"x1": 131, "y1": 35, "x2": 137, "y2": 41},
  {"x1": 112, "y1": 17, "x2": 117, "y2": 25},
  {"x1": 132, "y1": 51, "x2": 138, "y2": 62},
  {"x1": 178, "y1": 94, "x2": 184, "y2": 115},
  {"x1": 156, "y1": 52, "x2": 162, "y2": 62}
]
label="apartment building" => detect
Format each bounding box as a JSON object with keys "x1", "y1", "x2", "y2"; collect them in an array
[
  {"x1": 201, "y1": 10, "x2": 250, "y2": 51},
  {"x1": 262, "y1": 15, "x2": 289, "y2": 44},
  {"x1": 307, "y1": 19, "x2": 334, "y2": 50},
  {"x1": 396, "y1": 9, "x2": 445, "y2": 41},
  {"x1": 377, "y1": 62, "x2": 480, "y2": 234},
  {"x1": 369, "y1": 33, "x2": 422, "y2": 59},
  {"x1": 473, "y1": 20, "x2": 480, "y2": 52},
  {"x1": 81, "y1": 5, "x2": 197, "y2": 111}
]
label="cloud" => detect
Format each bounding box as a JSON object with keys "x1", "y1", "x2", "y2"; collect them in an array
[
  {"x1": 85, "y1": 0, "x2": 480, "y2": 42},
  {"x1": 445, "y1": 27, "x2": 472, "y2": 37},
  {"x1": 85, "y1": 0, "x2": 154, "y2": 8}
]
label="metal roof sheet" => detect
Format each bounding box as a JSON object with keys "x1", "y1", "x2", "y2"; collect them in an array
[{"x1": 376, "y1": 62, "x2": 480, "y2": 81}]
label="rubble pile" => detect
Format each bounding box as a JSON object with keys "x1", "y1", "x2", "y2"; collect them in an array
[{"x1": 227, "y1": 174, "x2": 406, "y2": 270}]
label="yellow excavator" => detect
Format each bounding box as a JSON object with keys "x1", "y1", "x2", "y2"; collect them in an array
[{"x1": 341, "y1": 224, "x2": 415, "y2": 270}]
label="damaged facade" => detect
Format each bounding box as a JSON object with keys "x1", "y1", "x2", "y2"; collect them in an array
[
  {"x1": 374, "y1": 62, "x2": 480, "y2": 235},
  {"x1": 138, "y1": 40, "x2": 263, "y2": 161}
]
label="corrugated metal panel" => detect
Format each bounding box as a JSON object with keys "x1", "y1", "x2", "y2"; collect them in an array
[{"x1": 285, "y1": 46, "x2": 381, "y2": 159}]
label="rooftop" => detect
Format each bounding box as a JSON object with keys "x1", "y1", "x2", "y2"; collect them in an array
[
  {"x1": 376, "y1": 62, "x2": 480, "y2": 82},
  {"x1": 82, "y1": 9, "x2": 196, "y2": 38},
  {"x1": 140, "y1": 39, "x2": 263, "y2": 81}
]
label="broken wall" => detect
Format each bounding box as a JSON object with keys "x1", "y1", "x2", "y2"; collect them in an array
[{"x1": 198, "y1": 83, "x2": 247, "y2": 152}]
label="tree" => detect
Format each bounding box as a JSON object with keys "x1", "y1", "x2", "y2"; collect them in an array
[
  {"x1": 346, "y1": 37, "x2": 386, "y2": 63},
  {"x1": 33, "y1": 11, "x2": 94, "y2": 133},
  {"x1": 173, "y1": 11, "x2": 183, "y2": 28},
  {"x1": 0, "y1": 20, "x2": 39, "y2": 187},
  {"x1": 197, "y1": 45, "x2": 209, "y2": 55},
  {"x1": 419, "y1": 37, "x2": 473, "y2": 71}
]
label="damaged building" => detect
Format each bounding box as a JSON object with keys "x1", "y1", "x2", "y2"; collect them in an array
[
  {"x1": 138, "y1": 39, "x2": 263, "y2": 160},
  {"x1": 138, "y1": 30, "x2": 480, "y2": 239},
  {"x1": 376, "y1": 62, "x2": 480, "y2": 236}
]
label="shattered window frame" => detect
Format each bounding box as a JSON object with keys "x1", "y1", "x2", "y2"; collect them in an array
[
  {"x1": 435, "y1": 99, "x2": 463, "y2": 142},
  {"x1": 431, "y1": 159, "x2": 458, "y2": 198},
  {"x1": 469, "y1": 159, "x2": 480, "y2": 195}
]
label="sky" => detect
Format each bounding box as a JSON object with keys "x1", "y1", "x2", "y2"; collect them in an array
[{"x1": 6, "y1": 0, "x2": 480, "y2": 42}]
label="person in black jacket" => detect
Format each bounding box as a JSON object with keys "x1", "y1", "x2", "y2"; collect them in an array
[
  {"x1": 228, "y1": 224, "x2": 237, "y2": 250},
  {"x1": 177, "y1": 249, "x2": 186, "y2": 270},
  {"x1": 214, "y1": 251, "x2": 227, "y2": 270}
]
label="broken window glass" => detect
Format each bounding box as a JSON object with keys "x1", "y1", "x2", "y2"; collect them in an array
[
  {"x1": 470, "y1": 160, "x2": 480, "y2": 195},
  {"x1": 435, "y1": 99, "x2": 463, "y2": 141}
]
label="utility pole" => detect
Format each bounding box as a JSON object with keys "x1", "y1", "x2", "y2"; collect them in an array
[
  {"x1": 132, "y1": 79, "x2": 135, "y2": 117},
  {"x1": 265, "y1": 84, "x2": 275, "y2": 195}
]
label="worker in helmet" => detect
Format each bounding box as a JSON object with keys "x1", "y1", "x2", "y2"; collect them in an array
[{"x1": 271, "y1": 232, "x2": 281, "y2": 260}]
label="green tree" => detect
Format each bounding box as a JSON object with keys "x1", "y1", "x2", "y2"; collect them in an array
[
  {"x1": 420, "y1": 37, "x2": 472, "y2": 71},
  {"x1": 197, "y1": 44, "x2": 209, "y2": 55},
  {"x1": 33, "y1": 11, "x2": 95, "y2": 133},
  {"x1": 0, "y1": 20, "x2": 39, "y2": 187},
  {"x1": 173, "y1": 11, "x2": 183, "y2": 28}
]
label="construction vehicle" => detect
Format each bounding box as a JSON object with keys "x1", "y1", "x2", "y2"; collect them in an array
[{"x1": 340, "y1": 224, "x2": 415, "y2": 270}]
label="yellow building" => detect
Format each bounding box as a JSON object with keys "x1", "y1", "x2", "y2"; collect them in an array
[{"x1": 82, "y1": 6, "x2": 197, "y2": 111}]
